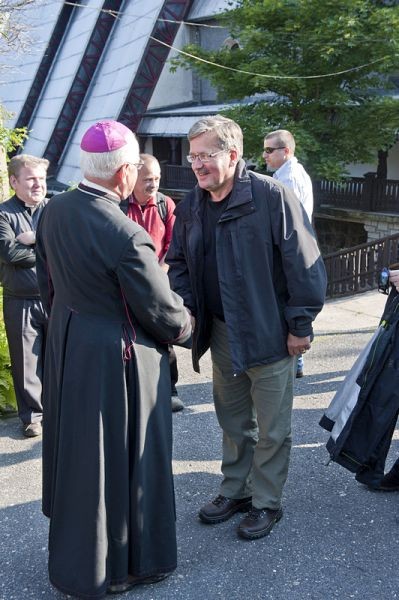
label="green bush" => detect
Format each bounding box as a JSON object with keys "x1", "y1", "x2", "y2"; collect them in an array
[{"x1": 0, "y1": 293, "x2": 17, "y2": 416}]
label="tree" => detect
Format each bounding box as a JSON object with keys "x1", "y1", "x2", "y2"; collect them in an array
[
  {"x1": 174, "y1": 0, "x2": 399, "y2": 179},
  {"x1": 0, "y1": 0, "x2": 35, "y2": 200},
  {"x1": 0, "y1": 0, "x2": 36, "y2": 59}
]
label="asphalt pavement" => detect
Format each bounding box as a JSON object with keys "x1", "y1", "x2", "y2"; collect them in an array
[{"x1": 1, "y1": 290, "x2": 398, "y2": 600}]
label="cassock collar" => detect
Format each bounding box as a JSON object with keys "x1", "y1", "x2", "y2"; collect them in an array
[{"x1": 79, "y1": 179, "x2": 121, "y2": 203}]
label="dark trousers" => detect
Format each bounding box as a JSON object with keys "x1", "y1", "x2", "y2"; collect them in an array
[
  {"x1": 3, "y1": 296, "x2": 47, "y2": 424},
  {"x1": 168, "y1": 345, "x2": 178, "y2": 394},
  {"x1": 355, "y1": 411, "x2": 399, "y2": 487}
]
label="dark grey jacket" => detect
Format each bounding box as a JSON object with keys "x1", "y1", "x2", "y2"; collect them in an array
[
  {"x1": 0, "y1": 195, "x2": 48, "y2": 297},
  {"x1": 167, "y1": 160, "x2": 327, "y2": 374}
]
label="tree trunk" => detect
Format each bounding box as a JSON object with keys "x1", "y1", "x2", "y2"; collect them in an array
[
  {"x1": 0, "y1": 116, "x2": 9, "y2": 202},
  {"x1": 377, "y1": 149, "x2": 388, "y2": 180}
]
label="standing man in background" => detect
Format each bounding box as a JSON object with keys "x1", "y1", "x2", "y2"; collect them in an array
[
  {"x1": 126, "y1": 153, "x2": 184, "y2": 412},
  {"x1": 263, "y1": 129, "x2": 314, "y2": 378},
  {"x1": 0, "y1": 154, "x2": 49, "y2": 437}
]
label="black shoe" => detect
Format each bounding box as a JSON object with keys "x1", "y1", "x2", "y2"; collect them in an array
[
  {"x1": 23, "y1": 422, "x2": 42, "y2": 438},
  {"x1": 199, "y1": 494, "x2": 252, "y2": 524},
  {"x1": 107, "y1": 573, "x2": 169, "y2": 594},
  {"x1": 296, "y1": 368, "x2": 304, "y2": 378},
  {"x1": 171, "y1": 393, "x2": 185, "y2": 412},
  {"x1": 237, "y1": 506, "x2": 283, "y2": 540},
  {"x1": 378, "y1": 468, "x2": 399, "y2": 492}
]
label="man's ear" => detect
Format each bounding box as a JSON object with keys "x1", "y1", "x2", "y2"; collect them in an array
[
  {"x1": 9, "y1": 175, "x2": 17, "y2": 190},
  {"x1": 229, "y1": 148, "x2": 239, "y2": 167},
  {"x1": 115, "y1": 164, "x2": 127, "y2": 183}
]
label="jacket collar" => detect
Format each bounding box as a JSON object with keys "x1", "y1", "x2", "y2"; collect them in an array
[{"x1": 183, "y1": 159, "x2": 254, "y2": 222}]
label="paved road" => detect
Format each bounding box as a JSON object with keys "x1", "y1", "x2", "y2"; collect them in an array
[{"x1": 1, "y1": 290, "x2": 398, "y2": 600}]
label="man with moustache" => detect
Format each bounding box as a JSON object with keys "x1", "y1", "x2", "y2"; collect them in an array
[
  {"x1": 0, "y1": 154, "x2": 49, "y2": 437},
  {"x1": 167, "y1": 115, "x2": 326, "y2": 540}
]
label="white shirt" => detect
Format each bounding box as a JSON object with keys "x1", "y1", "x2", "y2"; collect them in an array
[{"x1": 273, "y1": 156, "x2": 313, "y2": 221}]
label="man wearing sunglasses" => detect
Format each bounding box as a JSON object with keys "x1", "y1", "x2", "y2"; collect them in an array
[
  {"x1": 167, "y1": 115, "x2": 326, "y2": 541},
  {"x1": 264, "y1": 129, "x2": 314, "y2": 378},
  {"x1": 263, "y1": 130, "x2": 313, "y2": 222}
]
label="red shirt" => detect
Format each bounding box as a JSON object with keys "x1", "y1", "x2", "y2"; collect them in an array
[{"x1": 127, "y1": 194, "x2": 176, "y2": 261}]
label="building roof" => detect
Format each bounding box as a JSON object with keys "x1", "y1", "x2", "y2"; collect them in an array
[{"x1": 138, "y1": 103, "x2": 233, "y2": 136}]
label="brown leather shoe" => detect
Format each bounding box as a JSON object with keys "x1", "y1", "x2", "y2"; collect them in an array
[
  {"x1": 199, "y1": 494, "x2": 252, "y2": 524},
  {"x1": 107, "y1": 573, "x2": 169, "y2": 594},
  {"x1": 237, "y1": 506, "x2": 283, "y2": 540}
]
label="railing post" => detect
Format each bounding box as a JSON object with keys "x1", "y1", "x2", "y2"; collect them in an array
[
  {"x1": 314, "y1": 180, "x2": 322, "y2": 210},
  {"x1": 362, "y1": 172, "x2": 377, "y2": 211}
]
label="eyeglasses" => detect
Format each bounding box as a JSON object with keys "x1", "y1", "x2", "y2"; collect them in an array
[
  {"x1": 186, "y1": 150, "x2": 227, "y2": 164},
  {"x1": 133, "y1": 162, "x2": 144, "y2": 170},
  {"x1": 263, "y1": 147, "x2": 286, "y2": 154}
]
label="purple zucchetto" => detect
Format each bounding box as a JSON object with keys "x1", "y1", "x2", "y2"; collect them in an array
[{"x1": 80, "y1": 120, "x2": 135, "y2": 153}]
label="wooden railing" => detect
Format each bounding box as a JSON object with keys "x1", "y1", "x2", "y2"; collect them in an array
[
  {"x1": 324, "y1": 232, "x2": 399, "y2": 298},
  {"x1": 160, "y1": 164, "x2": 196, "y2": 190},
  {"x1": 315, "y1": 174, "x2": 399, "y2": 214}
]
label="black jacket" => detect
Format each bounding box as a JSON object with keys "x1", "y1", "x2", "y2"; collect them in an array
[
  {"x1": 0, "y1": 195, "x2": 48, "y2": 297},
  {"x1": 167, "y1": 160, "x2": 327, "y2": 374},
  {"x1": 321, "y1": 289, "x2": 399, "y2": 475}
]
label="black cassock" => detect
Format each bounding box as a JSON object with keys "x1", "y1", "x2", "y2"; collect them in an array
[{"x1": 36, "y1": 185, "x2": 191, "y2": 599}]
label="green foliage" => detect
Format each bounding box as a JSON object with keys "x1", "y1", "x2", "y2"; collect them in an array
[
  {"x1": 0, "y1": 293, "x2": 16, "y2": 416},
  {"x1": 0, "y1": 106, "x2": 28, "y2": 154},
  {"x1": 174, "y1": 0, "x2": 399, "y2": 179}
]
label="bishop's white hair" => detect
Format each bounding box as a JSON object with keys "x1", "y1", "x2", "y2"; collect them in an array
[{"x1": 80, "y1": 136, "x2": 140, "y2": 180}]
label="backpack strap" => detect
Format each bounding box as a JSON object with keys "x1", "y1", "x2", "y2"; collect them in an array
[{"x1": 156, "y1": 192, "x2": 167, "y2": 223}]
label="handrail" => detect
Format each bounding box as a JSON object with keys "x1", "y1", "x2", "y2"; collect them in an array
[
  {"x1": 324, "y1": 232, "x2": 399, "y2": 298},
  {"x1": 315, "y1": 176, "x2": 399, "y2": 214}
]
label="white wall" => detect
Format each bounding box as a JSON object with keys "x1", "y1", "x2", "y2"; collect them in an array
[
  {"x1": 0, "y1": 1, "x2": 64, "y2": 127},
  {"x1": 148, "y1": 26, "x2": 194, "y2": 110},
  {"x1": 346, "y1": 140, "x2": 399, "y2": 180}
]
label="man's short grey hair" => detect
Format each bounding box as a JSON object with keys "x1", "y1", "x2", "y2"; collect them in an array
[
  {"x1": 139, "y1": 153, "x2": 160, "y2": 169},
  {"x1": 80, "y1": 138, "x2": 140, "y2": 180},
  {"x1": 8, "y1": 154, "x2": 49, "y2": 178},
  {"x1": 188, "y1": 115, "x2": 243, "y2": 159},
  {"x1": 264, "y1": 129, "x2": 296, "y2": 153}
]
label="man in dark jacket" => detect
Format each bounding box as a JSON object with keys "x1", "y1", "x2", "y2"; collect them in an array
[
  {"x1": 0, "y1": 154, "x2": 49, "y2": 437},
  {"x1": 36, "y1": 120, "x2": 192, "y2": 598},
  {"x1": 167, "y1": 115, "x2": 326, "y2": 540}
]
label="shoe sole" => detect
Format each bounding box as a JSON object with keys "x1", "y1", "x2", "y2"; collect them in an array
[
  {"x1": 107, "y1": 573, "x2": 169, "y2": 594},
  {"x1": 237, "y1": 508, "x2": 283, "y2": 540},
  {"x1": 376, "y1": 485, "x2": 399, "y2": 492},
  {"x1": 198, "y1": 500, "x2": 252, "y2": 524},
  {"x1": 23, "y1": 428, "x2": 42, "y2": 438}
]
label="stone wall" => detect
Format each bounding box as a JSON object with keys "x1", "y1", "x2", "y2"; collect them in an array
[{"x1": 314, "y1": 207, "x2": 399, "y2": 255}]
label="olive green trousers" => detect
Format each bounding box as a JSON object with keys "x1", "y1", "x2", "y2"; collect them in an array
[{"x1": 210, "y1": 317, "x2": 295, "y2": 510}]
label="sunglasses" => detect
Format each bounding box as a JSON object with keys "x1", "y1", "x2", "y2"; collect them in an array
[{"x1": 263, "y1": 147, "x2": 286, "y2": 154}]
